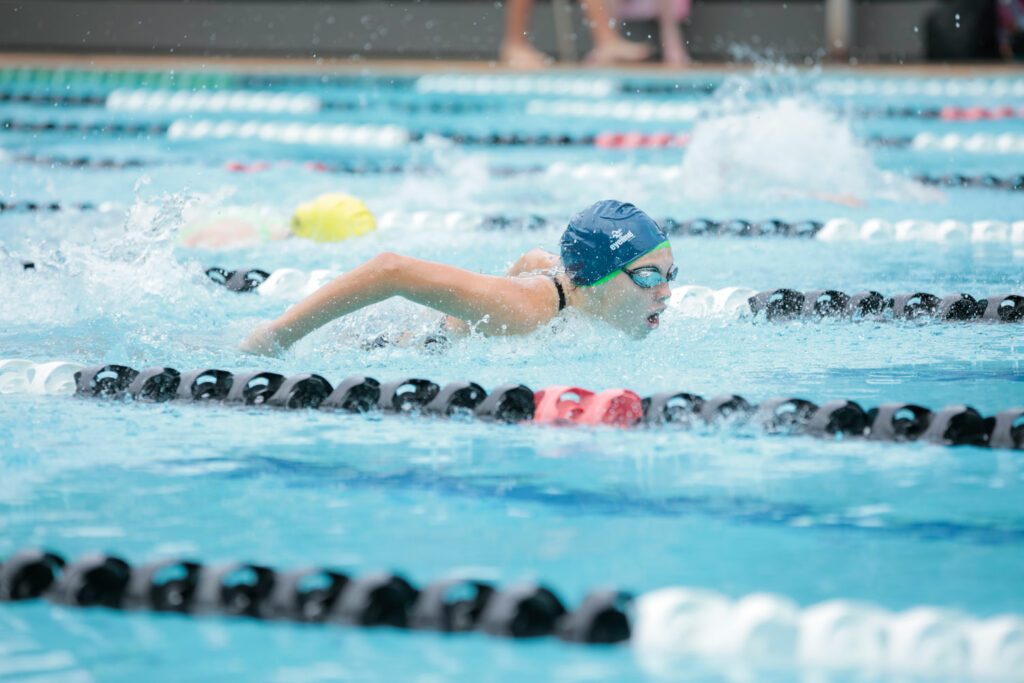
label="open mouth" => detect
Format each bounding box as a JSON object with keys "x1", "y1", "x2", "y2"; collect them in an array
[{"x1": 646, "y1": 312, "x2": 660, "y2": 329}]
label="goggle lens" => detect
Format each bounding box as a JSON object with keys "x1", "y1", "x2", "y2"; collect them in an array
[{"x1": 627, "y1": 264, "x2": 678, "y2": 288}]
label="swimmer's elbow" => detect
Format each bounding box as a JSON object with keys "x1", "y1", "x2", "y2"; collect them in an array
[
  {"x1": 369, "y1": 251, "x2": 404, "y2": 276},
  {"x1": 363, "y1": 251, "x2": 412, "y2": 298},
  {"x1": 366, "y1": 251, "x2": 403, "y2": 284},
  {"x1": 368, "y1": 250, "x2": 395, "y2": 270}
]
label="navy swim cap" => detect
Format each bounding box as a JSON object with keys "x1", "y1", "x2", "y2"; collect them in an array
[{"x1": 560, "y1": 200, "x2": 669, "y2": 287}]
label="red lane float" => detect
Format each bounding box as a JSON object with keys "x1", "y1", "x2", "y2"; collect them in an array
[
  {"x1": 224, "y1": 160, "x2": 271, "y2": 173},
  {"x1": 939, "y1": 106, "x2": 1023, "y2": 121},
  {"x1": 533, "y1": 386, "x2": 643, "y2": 427},
  {"x1": 593, "y1": 132, "x2": 690, "y2": 149}
]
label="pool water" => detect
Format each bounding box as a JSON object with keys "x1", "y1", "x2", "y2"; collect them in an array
[{"x1": 1, "y1": 63, "x2": 1023, "y2": 681}]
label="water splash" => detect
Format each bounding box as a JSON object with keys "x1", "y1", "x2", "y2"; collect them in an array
[
  {"x1": 0, "y1": 190, "x2": 215, "y2": 332},
  {"x1": 677, "y1": 61, "x2": 932, "y2": 202}
]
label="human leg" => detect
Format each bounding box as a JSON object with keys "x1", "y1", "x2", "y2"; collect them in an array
[
  {"x1": 500, "y1": 0, "x2": 551, "y2": 68},
  {"x1": 581, "y1": 0, "x2": 652, "y2": 64},
  {"x1": 657, "y1": 0, "x2": 691, "y2": 65}
]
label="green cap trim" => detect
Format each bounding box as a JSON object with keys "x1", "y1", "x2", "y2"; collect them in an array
[
  {"x1": 584, "y1": 269, "x2": 621, "y2": 287},
  {"x1": 580, "y1": 240, "x2": 672, "y2": 288}
]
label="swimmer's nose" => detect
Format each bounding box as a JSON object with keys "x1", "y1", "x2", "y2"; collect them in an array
[{"x1": 653, "y1": 282, "x2": 671, "y2": 300}]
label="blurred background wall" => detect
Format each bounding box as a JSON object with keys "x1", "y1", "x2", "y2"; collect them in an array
[{"x1": 0, "y1": 0, "x2": 968, "y2": 63}]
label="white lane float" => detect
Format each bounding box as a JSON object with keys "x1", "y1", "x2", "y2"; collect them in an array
[
  {"x1": 632, "y1": 585, "x2": 1024, "y2": 679},
  {"x1": 256, "y1": 268, "x2": 310, "y2": 299},
  {"x1": 0, "y1": 360, "x2": 88, "y2": 396},
  {"x1": 0, "y1": 359, "x2": 35, "y2": 394},
  {"x1": 817, "y1": 218, "x2": 860, "y2": 242},
  {"x1": 798, "y1": 600, "x2": 891, "y2": 670},
  {"x1": 860, "y1": 218, "x2": 894, "y2": 241}
]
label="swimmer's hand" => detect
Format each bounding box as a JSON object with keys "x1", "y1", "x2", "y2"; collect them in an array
[{"x1": 239, "y1": 322, "x2": 284, "y2": 357}]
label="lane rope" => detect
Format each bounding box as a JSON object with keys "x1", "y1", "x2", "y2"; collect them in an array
[
  {"x1": 0, "y1": 201, "x2": 98, "y2": 214},
  {"x1": 670, "y1": 287, "x2": 1024, "y2": 323},
  {"x1": 102, "y1": 88, "x2": 513, "y2": 115},
  {"x1": 8, "y1": 116, "x2": 1002, "y2": 151},
  {"x1": 11, "y1": 88, "x2": 1024, "y2": 123},
  {"x1": 4, "y1": 204, "x2": 1022, "y2": 245},
  {"x1": 7, "y1": 68, "x2": 1024, "y2": 98},
  {"x1": 3, "y1": 154, "x2": 1021, "y2": 194},
  {"x1": 911, "y1": 132, "x2": 1024, "y2": 153},
  {"x1": 415, "y1": 74, "x2": 617, "y2": 97},
  {"x1": 0, "y1": 360, "x2": 1020, "y2": 449},
  {"x1": 183, "y1": 212, "x2": 1024, "y2": 242},
  {"x1": 3, "y1": 154, "x2": 410, "y2": 175},
  {"x1": 0, "y1": 548, "x2": 629, "y2": 643},
  {"x1": 816, "y1": 77, "x2": 1024, "y2": 97},
  {"x1": 166, "y1": 119, "x2": 410, "y2": 148},
  {"x1": 2, "y1": 548, "x2": 1023, "y2": 677}
]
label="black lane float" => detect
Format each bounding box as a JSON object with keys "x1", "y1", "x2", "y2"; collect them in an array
[{"x1": 0, "y1": 549, "x2": 631, "y2": 644}]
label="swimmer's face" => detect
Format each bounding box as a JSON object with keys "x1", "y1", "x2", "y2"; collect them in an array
[{"x1": 591, "y1": 247, "x2": 674, "y2": 339}]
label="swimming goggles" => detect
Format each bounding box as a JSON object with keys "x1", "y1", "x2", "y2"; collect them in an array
[{"x1": 623, "y1": 263, "x2": 678, "y2": 289}]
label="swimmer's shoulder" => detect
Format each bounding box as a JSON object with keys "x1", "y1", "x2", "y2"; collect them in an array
[{"x1": 506, "y1": 248, "x2": 560, "y2": 277}]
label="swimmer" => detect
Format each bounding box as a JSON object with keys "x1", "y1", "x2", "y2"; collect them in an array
[
  {"x1": 240, "y1": 200, "x2": 675, "y2": 356},
  {"x1": 179, "y1": 193, "x2": 376, "y2": 248}
]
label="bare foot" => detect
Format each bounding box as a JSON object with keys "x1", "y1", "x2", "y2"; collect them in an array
[
  {"x1": 585, "y1": 39, "x2": 652, "y2": 65},
  {"x1": 500, "y1": 41, "x2": 552, "y2": 69}
]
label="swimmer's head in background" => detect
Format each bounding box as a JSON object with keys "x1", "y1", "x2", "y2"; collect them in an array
[
  {"x1": 560, "y1": 200, "x2": 669, "y2": 287},
  {"x1": 291, "y1": 193, "x2": 377, "y2": 242}
]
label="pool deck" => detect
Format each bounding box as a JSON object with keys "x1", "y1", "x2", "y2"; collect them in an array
[{"x1": 1, "y1": 52, "x2": 1021, "y2": 77}]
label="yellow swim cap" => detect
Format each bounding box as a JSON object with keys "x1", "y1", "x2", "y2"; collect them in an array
[{"x1": 291, "y1": 193, "x2": 376, "y2": 242}]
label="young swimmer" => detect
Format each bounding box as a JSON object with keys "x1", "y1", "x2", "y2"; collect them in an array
[
  {"x1": 240, "y1": 200, "x2": 675, "y2": 356},
  {"x1": 180, "y1": 193, "x2": 376, "y2": 248}
]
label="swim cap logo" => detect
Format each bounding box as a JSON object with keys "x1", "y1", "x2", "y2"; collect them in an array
[{"x1": 609, "y1": 229, "x2": 635, "y2": 251}]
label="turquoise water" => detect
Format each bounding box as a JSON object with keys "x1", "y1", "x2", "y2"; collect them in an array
[{"x1": 1, "y1": 66, "x2": 1023, "y2": 681}]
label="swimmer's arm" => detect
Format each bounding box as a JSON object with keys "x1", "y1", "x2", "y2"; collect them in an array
[
  {"x1": 438, "y1": 249, "x2": 558, "y2": 337},
  {"x1": 506, "y1": 248, "x2": 559, "y2": 276},
  {"x1": 242, "y1": 252, "x2": 556, "y2": 354}
]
